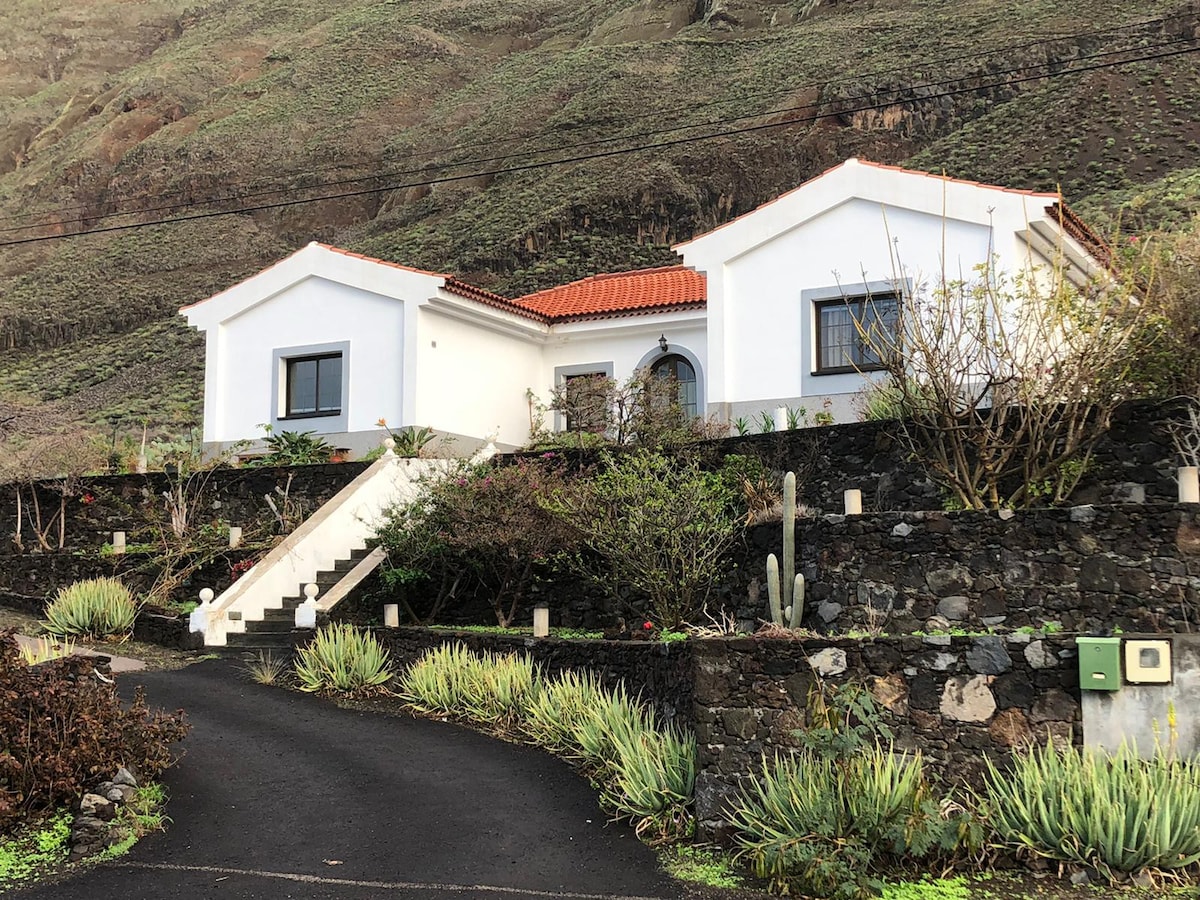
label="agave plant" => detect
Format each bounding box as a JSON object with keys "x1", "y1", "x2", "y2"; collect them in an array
[
  {"x1": 610, "y1": 725, "x2": 696, "y2": 842},
  {"x1": 294, "y1": 624, "x2": 392, "y2": 693},
  {"x1": 398, "y1": 642, "x2": 486, "y2": 713},
  {"x1": 44, "y1": 577, "x2": 140, "y2": 638},
  {"x1": 981, "y1": 741, "x2": 1200, "y2": 879},
  {"x1": 727, "y1": 744, "x2": 954, "y2": 898}
]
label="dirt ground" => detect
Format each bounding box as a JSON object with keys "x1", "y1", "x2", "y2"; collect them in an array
[{"x1": 0, "y1": 605, "x2": 202, "y2": 670}]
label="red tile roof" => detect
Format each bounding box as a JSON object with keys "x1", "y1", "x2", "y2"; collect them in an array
[{"x1": 513, "y1": 266, "x2": 706, "y2": 322}]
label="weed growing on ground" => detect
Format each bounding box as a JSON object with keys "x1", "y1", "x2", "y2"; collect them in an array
[
  {"x1": 94, "y1": 783, "x2": 169, "y2": 863},
  {"x1": 0, "y1": 811, "x2": 71, "y2": 888},
  {"x1": 659, "y1": 844, "x2": 743, "y2": 889},
  {"x1": 243, "y1": 651, "x2": 288, "y2": 685},
  {"x1": 880, "y1": 875, "x2": 970, "y2": 900}
]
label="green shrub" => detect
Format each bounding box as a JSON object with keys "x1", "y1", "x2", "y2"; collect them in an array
[
  {"x1": 44, "y1": 577, "x2": 139, "y2": 638},
  {"x1": 294, "y1": 624, "x2": 392, "y2": 693},
  {"x1": 543, "y1": 450, "x2": 737, "y2": 628},
  {"x1": 728, "y1": 746, "x2": 967, "y2": 899},
  {"x1": 981, "y1": 741, "x2": 1200, "y2": 879},
  {"x1": 0, "y1": 631, "x2": 189, "y2": 831}
]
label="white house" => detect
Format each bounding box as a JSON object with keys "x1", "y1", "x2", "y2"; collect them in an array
[{"x1": 181, "y1": 158, "x2": 1109, "y2": 454}]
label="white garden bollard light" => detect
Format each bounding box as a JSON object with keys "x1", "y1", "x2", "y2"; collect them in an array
[
  {"x1": 295, "y1": 583, "x2": 319, "y2": 629},
  {"x1": 383, "y1": 604, "x2": 400, "y2": 628},
  {"x1": 533, "y1": 604, "x2": 550, "y2": 638},
  {"x1": 228, "y1": 526, "x2": 243, "y2": 549},
  {"x1": 111, "y1": 531, "x2": 126, "y2": 555},
  {"x1": 1180, "y1": 466, "x2": 1200, "y2": 504},
  {"x1": 774, "y1": 406, "x2": 788, "y2": 432},
  {"x1": 843, "y1": 489, "x2": 863, "y2": 516}
]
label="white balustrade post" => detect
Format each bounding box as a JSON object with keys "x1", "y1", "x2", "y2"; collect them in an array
[
  {"x1": 383, "y1": 437, "x2": 396, "y2": 459},
  {"x1": 189, "y1": 587, "x2": 215, "y2": 635},
  {"x1": 295, "y1": 583, "x2": 320, "y2": 629}
]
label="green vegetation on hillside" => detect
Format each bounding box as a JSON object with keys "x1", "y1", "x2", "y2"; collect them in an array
[{"x1": 0, "y1": 0, "x2": 1196, "y2": 444}]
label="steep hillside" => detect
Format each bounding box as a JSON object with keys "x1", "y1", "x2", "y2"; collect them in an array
[{"x1": 0, "y1": 0, "x2": 1197, "y2": 441}]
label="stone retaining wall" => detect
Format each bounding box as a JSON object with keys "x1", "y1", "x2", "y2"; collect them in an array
[
  {"x1": 689, "y1": 633, "x2": 1081, "y2": 841},
  {"x1": 742, "y1": 504, "x2": 1200, "y2": 634}
]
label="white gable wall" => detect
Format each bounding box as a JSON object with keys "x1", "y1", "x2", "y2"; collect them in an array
[{"x1": 211, "y1": 276, "x2": 408, "y2": 446}]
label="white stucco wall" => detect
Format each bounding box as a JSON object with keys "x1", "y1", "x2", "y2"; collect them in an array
[
  {"x1": 413, "y1": 307, "x2": 543, "y2": 449},
  {"x1": 538, "y1": 313, "x2": 709, "y2": 424},
  {"x1": 209, "y1": 276, "x2": 407, "y2": 444}
]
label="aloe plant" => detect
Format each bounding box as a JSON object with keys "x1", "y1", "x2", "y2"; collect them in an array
[
  {"x1": 766, "y1": 472, "x2": 804, "y2": 628},
  {"x1": 981, "y1": 741, "x2": 1200, "y2": 879}
]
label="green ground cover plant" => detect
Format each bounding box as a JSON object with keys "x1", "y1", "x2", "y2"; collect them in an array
[
  {"x1": 0, "y1": 811, "x2": 71, "y2": 889},
  {"x1": 398, "y1": 643, "x2": 695, "y2": 842}
]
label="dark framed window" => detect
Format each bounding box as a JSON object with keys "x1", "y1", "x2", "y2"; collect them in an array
[
  {"x1": 650, "y1": 354, "x2": 698, "y2": 418},
  {"x1": 814, "y1": 294, "x2": 900, "y2": 374},
  {"x1": 561, "y1": 372, "x2": 611, "y2": 432},
  {"x1": 284, "y1": 353, "x2": 342, "y2": 418}
]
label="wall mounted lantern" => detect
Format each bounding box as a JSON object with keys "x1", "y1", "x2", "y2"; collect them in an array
[{"x1": 658, "y1": 334, "x2": 669, "y2": 354}]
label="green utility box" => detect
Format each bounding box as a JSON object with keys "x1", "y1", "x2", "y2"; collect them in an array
[{"x1": 1077, "y1": 637, "x2": 1122, "y2": 691}]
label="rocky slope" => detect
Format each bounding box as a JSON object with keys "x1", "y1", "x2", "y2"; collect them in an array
[{"x1": 0, "y1": 0, "x2": 1198, "y2": 439}]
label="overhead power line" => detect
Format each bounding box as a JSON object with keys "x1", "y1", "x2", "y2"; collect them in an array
[
  {"x1": 1, "y1": 36, "x2": 1197, "y2": 249},
  {"x1": 0, "y1": 10, "x2": 1190, "y2": 233}
]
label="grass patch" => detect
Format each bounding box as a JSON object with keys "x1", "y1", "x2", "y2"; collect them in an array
[
  {"x1": 659, "y1": 844, "x2": 743, "y2": 889},
  {"x1": 428, "y1": 624, "x2": 604, "y2": 639}
]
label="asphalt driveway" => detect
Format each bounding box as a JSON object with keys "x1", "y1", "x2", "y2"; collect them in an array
[{"x1": 12, "y1": 659, "x2": 685, "y2": 900}]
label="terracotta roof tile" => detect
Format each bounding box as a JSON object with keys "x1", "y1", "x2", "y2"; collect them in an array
[
  {"x1": 1044, "y1": 202, "x2": 1115, "y2": 272},
  {"x1": 514, "y1": 266, "x2": 707, "y2": 322}
]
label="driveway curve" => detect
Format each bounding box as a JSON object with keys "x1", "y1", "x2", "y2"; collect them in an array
[{"x1": 12, "y1": 659, "x2": 685, "y2": 900}]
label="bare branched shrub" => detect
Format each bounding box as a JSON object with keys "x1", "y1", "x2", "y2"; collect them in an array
[
  {"x1": 534, "y1": 368, "x2": 726, "y2": 450},
  {"x1": 1170, "y1": 397, "x2": 1200, "y2": 468},
  {"x1": 860, "y1": 257, "x2": 1146, "y2": 510}
]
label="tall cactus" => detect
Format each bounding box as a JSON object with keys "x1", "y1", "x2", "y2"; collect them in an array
[{"x1": 766, "y1": 471, "x2": 804, "y2": 628}]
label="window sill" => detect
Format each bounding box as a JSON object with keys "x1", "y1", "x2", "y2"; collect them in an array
[
  {"x1": 279, "y1": 411, "x2": 342, "y2": 421},
  {"x1": 811, "y1": 366, "x2": 884, "y2": 377}
]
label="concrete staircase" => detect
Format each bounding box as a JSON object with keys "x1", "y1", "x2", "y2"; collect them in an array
[
  {"x1": 221, "y1": 548, "x2": 374, "y2": 653},
  {"x1": 191, "y1": 441, "x2": 496, "y2": 648}
]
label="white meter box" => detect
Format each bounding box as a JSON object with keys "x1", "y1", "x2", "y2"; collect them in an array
[{"x1": 1124, "y1": 639, "x2": 1172, "y2": 684}]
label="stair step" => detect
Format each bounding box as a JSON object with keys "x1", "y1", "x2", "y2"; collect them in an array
[
  {"x1": 224, "y1": 631, "x2": 307, "y2": 649},
  {"x1": 243, "y1": 619, "x2": 299, "y2": 634}
]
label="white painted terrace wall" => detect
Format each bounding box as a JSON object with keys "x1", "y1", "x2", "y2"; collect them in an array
[{"x1": 414, "y1": 307, "x2": 543, "y2": 450}]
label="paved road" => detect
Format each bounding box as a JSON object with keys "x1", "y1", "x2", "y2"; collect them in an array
[{"x1": 14, "y1": 660, "x2": 685, "y2": 900}]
